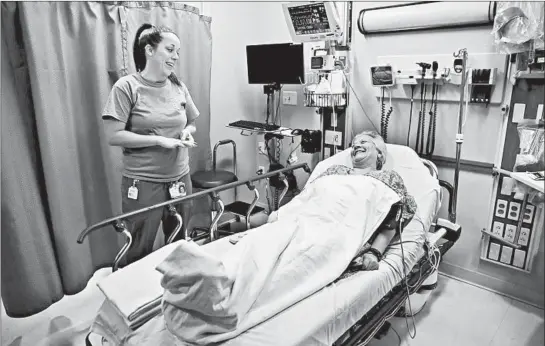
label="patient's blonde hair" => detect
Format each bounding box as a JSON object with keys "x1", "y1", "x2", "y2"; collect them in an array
[{"x1": 352, "y1": 131, "x2": 387, "y2": 169}]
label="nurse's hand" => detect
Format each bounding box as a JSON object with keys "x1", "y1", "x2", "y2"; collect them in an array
[
  {"x1": 180, "y1": 139, "x2": 197, "y2": 148},
  {"x1": 181, "y1": 129, "x2": 195, "y2": 142},
  {"x1": 156, "y1": 137, "x2": 184, "y2": 149}
]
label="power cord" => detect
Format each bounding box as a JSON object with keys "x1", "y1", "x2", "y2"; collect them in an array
[
  {"x1": 380, "y1": 87, "x2": 394, "y2": 142},
  {"x1": 396, "y1": 214, "x2": 417, "y2": 340},
  {"x1": 341, "y1": 70, "x2": 381, "y2": 134}
]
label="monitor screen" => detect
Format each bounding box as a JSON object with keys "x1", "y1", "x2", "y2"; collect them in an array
[
  {"x1": 288, "y1": 2, "x2": 331, "y2": 36},
  {"x1": 246, "y1": 43, "x2": 305, "y2": 85}
]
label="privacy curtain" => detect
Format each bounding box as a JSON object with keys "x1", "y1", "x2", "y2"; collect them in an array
[{"x1": 1, "y1": 1, "x2": 212, "y2": 317}]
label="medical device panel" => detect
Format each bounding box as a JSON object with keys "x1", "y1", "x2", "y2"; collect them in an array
[{"x1": 282, "y1": 1, "x2": 343, "y2": 43}]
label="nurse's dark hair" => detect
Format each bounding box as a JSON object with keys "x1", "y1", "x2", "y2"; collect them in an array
[{"x1": 133, "y1": 23, "x2": 181, "y2": 86}]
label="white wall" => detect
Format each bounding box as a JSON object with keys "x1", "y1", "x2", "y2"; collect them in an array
[
  {"x1": 207, "y1": 1, "x2": 544, "y2": 307},
  {"x1": 349, "y1": 2, "x2": 543, "y2": 307}
]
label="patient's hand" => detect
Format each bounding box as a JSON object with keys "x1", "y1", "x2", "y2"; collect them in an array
[{"x1": 361, "y1": 253, "x2": 379, "y2": 271}]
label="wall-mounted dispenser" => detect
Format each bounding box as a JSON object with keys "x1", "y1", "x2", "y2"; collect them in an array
[{"x1": 468, "y1": 68, "x2": 497, "y2": 104}]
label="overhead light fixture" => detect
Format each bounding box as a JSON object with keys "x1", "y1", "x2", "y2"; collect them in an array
[{"x1": 358, "y1": 1, "x2": 497, "y2": 35}]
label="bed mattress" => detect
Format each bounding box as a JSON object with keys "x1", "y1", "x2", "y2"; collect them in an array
[{"x1": 91, "y1": 144, "x2": 442, "y2": 346}]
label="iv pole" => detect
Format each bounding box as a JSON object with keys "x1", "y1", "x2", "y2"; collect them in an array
[{"x1": 451, "y1": 48, "x2": 468, "y2": 223}]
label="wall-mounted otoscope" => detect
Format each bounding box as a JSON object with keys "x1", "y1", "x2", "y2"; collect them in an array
[
  {"x1": 426, "y1": 61, "x2": 439, "y2": 157},
  {"x1": 415, "y1": 62, "x2": 431, "y2": 154}
]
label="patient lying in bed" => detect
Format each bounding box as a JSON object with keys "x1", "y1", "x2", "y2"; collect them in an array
[
  {"x1": 269, "y1": 131, "x2": 417, "y2": 273},
  {"x1": 155, "y1": 131, "x2": 417, "y2": 345}
]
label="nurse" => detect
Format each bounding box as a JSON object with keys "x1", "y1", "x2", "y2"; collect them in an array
[{"x1": 102, "y1": 23, "x2": 199, "y2": 265}]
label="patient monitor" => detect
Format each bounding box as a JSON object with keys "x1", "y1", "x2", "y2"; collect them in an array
[{"x1": 282, "y1": 2, "x2": 343, "y2": 43}]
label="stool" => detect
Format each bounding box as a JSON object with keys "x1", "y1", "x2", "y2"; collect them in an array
[{"x1": 191, "y1": 139, "x2": 265, "y2": 242}]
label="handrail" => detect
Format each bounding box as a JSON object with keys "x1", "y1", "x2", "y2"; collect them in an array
[{"x1": 77, "y1": 163, "x2": 311, "y2": 243}]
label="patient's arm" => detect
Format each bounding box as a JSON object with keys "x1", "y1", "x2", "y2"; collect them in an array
[
  {"x1": 361, "y1": 228, "x2": 396, "y2": 270},
  {"x1": 370, "y1": 228, "x2": 396, "y2": 254}
]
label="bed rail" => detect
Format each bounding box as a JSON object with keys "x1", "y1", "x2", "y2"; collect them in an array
[
  {"x1": 77, "y1": 163, "x2": 311, "y2": 244},
  {"x1": 421, "y1": 158, "x2": 456, "y2": 223}
]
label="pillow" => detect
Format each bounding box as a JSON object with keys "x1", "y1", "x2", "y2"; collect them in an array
[{"x1": 305, "y1": 144, "x2": 441, "y2": 221}]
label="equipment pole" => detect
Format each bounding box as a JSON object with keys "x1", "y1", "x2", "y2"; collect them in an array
[{"x1": 452, "y1": 48, "x2": 468, "y2": 223}]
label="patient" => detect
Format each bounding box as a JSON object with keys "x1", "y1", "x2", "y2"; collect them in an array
[{"x1": 270, "y1": 131, "x2": 417, "y2": 272}]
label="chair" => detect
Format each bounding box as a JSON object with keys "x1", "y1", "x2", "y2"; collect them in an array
[{"x1": 191, "y1": 139, "x2": 265, "y2": 242}]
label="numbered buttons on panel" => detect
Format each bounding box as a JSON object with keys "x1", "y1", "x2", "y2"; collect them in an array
[
  {"x1": 495, "y1": 199, "x2": 508, "y2": 218},
  {"x1": 507, "y1": 201, "x2": 521, "y2": 221}
]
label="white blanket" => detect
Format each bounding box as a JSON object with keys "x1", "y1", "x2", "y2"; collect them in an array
[
  {"x1": 156, "y1": 174, "x2": 402, "y2": 345},
  {"x1": 96, "y1": 241, "x2": 182, "y2": 329}
]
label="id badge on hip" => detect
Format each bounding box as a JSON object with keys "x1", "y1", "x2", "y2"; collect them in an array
[
  {"x1": 169, "y1": 181, "x2": 187, "y2": 199},
  {"x1": 128, "y1": 180, "x2": 139, "y2": 200}
]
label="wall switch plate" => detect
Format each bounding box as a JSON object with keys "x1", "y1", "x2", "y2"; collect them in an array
[
  {"x1": 488, "y1": 243, "x2": 501, "y2": 261},
  {"x1": 512, "y1": 103, "x2": 526, "y2": 123},
  {"x1": 536, "y1": 104, "x2": 543, "y2": 121},
  {"x1": 324, "y1": 130, "x2": 343, "y2": 146},
  {"x1": 324, "y1": 147, "x2": 331, "y2": 159},
  {"x1": 500, "y1": 177, "x2": 515, "y2": 195},
  {"x1": 500, "y1": 246, "x2": 513, "y2": 264},
  {"x1": 282, "y1": 91, "x2": 297, "y2": 106},
  {"x1": 513, "y1": 249, "x2": 526, "y2": 268}
]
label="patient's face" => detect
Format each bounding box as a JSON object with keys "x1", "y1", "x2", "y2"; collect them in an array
[{"x1": 351, "y1": 135, "x2": 379, "y2": 170}]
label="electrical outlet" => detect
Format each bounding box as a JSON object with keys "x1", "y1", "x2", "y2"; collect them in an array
[
  {"x1": 495, "y1": 199, "x2": 508, "y2": 218},
  {"x1": 283, "y1": 91, "x2": 297, "y2": 106},
  {"x1": 507, "y1": 201, "x2": 521, "y2": 221},
  {"x1": 324, "y1": 130, "x2": 343, "y2": 146},
  {"x1": 504, "y1": 224, "x2": 517, "y2": 243},
  {"x1": 517, "y1": 227, "x2": 530, "y2": 246},
  {"x1": 523, "y1": 205, "x2": 535, "y2": 224},
  {"x1": 492, "y1": 221, "x2": 504, "y2": 237}
]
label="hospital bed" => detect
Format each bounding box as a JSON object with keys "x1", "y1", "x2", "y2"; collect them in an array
[{"x1": 79, "y1": 144, "x2": 461, "y2": 346}]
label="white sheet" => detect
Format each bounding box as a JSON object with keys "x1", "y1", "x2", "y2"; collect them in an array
[
  {"x1": 90, "y1": 144, "x2": 441, "y2": 346},
  {"x1": 158, "y1": 174, "x2": 401, "y2": 345}
]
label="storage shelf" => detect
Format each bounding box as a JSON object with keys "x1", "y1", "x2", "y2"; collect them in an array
[{"x1": 303, "y1": 92, "x2": 347, "y2": 108}]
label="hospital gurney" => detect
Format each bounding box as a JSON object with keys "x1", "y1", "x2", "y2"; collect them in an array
[{"x1": 78, "y1": 144, "x2": 461, "y2": 346}]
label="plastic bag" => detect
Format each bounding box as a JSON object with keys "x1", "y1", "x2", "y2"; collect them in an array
[
  {"x1": 491, "y1": 1, "x2": 545, "y2": 54},
  {"x1": 513, "y1": 123, "x2": 544, "y2": 205}
]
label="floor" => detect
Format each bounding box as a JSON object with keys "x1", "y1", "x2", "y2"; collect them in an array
[{"x1": 2, "y1": 273, "x2": 543, "y2": 346}]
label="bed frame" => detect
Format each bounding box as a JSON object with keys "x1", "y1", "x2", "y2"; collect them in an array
[{"x1": 78, "y1": 159, "x2": 462, "y2": 346}]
